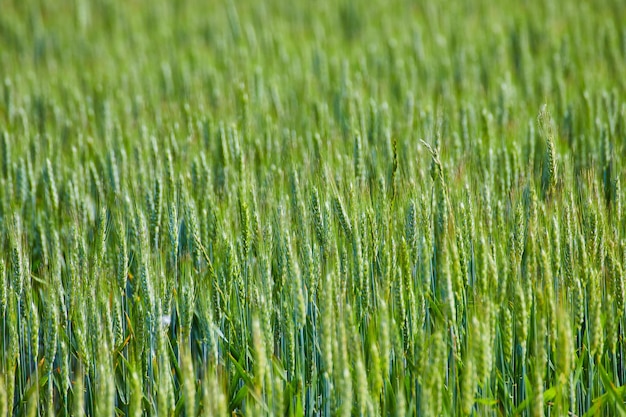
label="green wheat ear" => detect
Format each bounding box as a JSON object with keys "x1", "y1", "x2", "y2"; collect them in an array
[{"x1": 538, "y1": 104, "x2": 557, "y2": 199}]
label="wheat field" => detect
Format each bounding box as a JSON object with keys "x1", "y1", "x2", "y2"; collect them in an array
[{"x1": 1, "y1": 0, "x2": 626, "y2": 415}]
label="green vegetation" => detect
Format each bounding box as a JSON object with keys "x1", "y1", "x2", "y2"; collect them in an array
[{"x1": 1, "y1": 0, "x2": 626, "y2": 415}]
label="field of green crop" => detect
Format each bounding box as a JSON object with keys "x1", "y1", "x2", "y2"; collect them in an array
[{"x1": 1, "y1": 0, "x2": 626, "y2": 415}]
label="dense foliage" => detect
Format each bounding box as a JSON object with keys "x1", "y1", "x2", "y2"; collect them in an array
[{"x1": 1, "y1": 0, "x2": 626, "y2": 415}]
